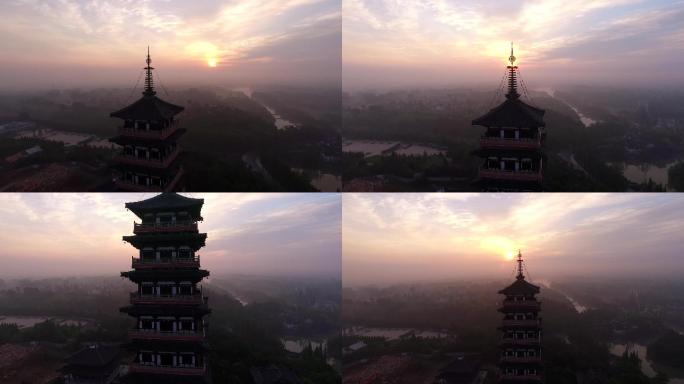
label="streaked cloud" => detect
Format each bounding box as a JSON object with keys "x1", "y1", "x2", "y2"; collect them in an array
[
  {"x1": 343, "y1": 193, "x2": 684, "y2": 285},
  {"x1": 343, "y1": 0, "x2": 684, "y2": 89},
  {"x1": 0, "y1": 0, "x2": 341, "y2": 88}
]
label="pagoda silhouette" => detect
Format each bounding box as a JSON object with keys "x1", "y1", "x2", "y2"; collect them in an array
[
  {"x1": 497, "y1": 251, "x2": 543, "y2": 383},
  {"x1": 119, "y1": 192, "x2": 211, "y2": 383},
  {"x1": 109, "y1": 48, "x2": 186, "y2": 192},
  {"x1": 473, "y1": 43, "x2": 546, "y2": 191}
]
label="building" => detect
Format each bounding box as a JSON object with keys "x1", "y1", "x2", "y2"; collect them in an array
[
  {"x1": 497, "y1": 251, "x2": 543, "y2": 383},
  {"x1": 109, "y1": 49, "x2": 186, "y2": 192},
  {"x1": 119, "y1": 192, "x2": 211, "y2": 383},
  {"x1": 60, "y1": 345, "x2": 122, "y2": 384},
  {"x1": 472, "y1": 44, "x2": 546, "y2": 191}
]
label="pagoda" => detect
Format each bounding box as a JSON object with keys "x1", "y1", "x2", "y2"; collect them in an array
[
  {"x1": 497, "y1": 251, "x2": 543, "y2": 383},
  {"x1": 119, "y1": 193, "x2": 211, "y2": 383},
  {"x1": 110, "y1": 48, "x2": 186, "y2": 192},
  {"x1": 472, "y1": 43, "x2": 546, "y2": 191}
]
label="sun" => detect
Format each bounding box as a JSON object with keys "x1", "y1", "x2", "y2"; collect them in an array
[
  {"x1": 207, "y1": 58, "x2": 218, "y2": 68},
  {"x1": 505, "y1": 251, "x2": 515, "y2": 261}
]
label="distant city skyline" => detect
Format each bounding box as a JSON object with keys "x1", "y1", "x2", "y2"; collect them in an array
[
  {"x1": 343, "y1": 193, "x2": 684, "y2": 285},
  {"x1": 343, "y1": 0, "x2": 684, "y2": 90},
  {"x1": 0, "y1": 0, "x2": 340, "y2": 89},
  {"x1": 0, "y1": 193, "x2": 341, "y2": 279}
]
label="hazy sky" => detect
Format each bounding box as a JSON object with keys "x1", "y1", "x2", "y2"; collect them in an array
[
  {"x1": 343, "y1": 193, "x2": 684, "y2": 286},
  {"x1": 0, "y1": 193, "x2": 341, "y2": 279},
  {"x1": 343, "y1": 0, "x2": 684, "y2": 90},
  {"x1": 0, "y1": 0, "x2": 340, "y2": 89}
]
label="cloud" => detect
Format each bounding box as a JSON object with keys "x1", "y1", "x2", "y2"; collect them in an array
[
  {"x1": 343, "y1": 193, "x2": 684, "y2": 285},
  {"x1": 343, "y1": 0, "x2": 684, "y2": 88}
]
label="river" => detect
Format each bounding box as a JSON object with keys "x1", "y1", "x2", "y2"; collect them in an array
[
  {"x1": 343, "y1": 140, "x2": 447, "y2": 157},
  {"x1": 232, "y1": 86, "x2": 298, "y2": 130},
  {"x1": 343, "y1": 326, "x2": 450, "y2": 341},
  {"x1": 538, "y1": 88, "x2": 597, "y2": 128},
  {"x1": 610, "y1": 342, "x2": 684, "y2": 384}
]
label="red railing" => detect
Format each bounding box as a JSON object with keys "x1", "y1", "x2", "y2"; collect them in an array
[
  {"x1": 500, "y1": 356, "x2": 542, "y2": 363},
  {"x1": 499, "y1": 374, "x2": 543, "y2": 381},
  {"x1": 128, "y1": 329, "x2": 204, "y2": 342},
  {"x1": 501, "y1": 319, "x2": 541, "y2": 327},
  {"x1": 114, "y1": 148, "x2": 180, "y2": 169},
  {"x1": 129, "y1": 363, "x2": 206, "y2": 376},
  {"x1": 501, "y1": 300, "x2": 540, "y2": 309},
  {"x1": 133, "y1": 221, "x2": 197, "y2": 234},
  {"x1": 131, "y1": 256, "x2": 200, "y2": 268},
  {"x1": 118, "y1": 124, "x2": 179, "y2": 140},
  {"x1": 480, "y1": 136, "x2": 541, "y2": 150},
  {"x1": 114, "y1": 167, "x2": 184, "y2": 192},
  {"x1": 501, "y1": 338, "x2": 541, "y2": 345},
  {"x1": 479, "y1": 168, "x2": 542, "y2": 182},
  {"x1": 130, "y1": 292, "x2": 205, "y2": 305}
]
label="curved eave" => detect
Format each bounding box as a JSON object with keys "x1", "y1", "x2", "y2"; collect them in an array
[
  {"x1": 472, "y1": 98, "x2": 546, "y2": 128},
  {"x1": 109, "y1": 128, "x2": 186, "y2": 146},
  {"x1": 120, "y1": 304, "x2": 211, "y2": 317},
  {"x1": 125, "y1": 193, "x2": 204, "y2": 220},
  {"x1": 110, "y1": 95, "x2": 184, "y2": 121},
  {"x1": 122, "y1": 233, "x2": 207, "y2": 249},
  {"x1": 120, "y1": 268, "x2": 210, "y2": 282}
]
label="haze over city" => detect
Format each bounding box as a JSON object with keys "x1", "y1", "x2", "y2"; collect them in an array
[
  {"x1": 343, "y1": 0, "x2": 684, "y2": 90},
  {"x1": 0, "y1": 193, "x2": 341, "y2": 278},
  {"x1": 0, "y1": 0, "x2": 341, "y2": 90},
  {"x1": 343, "y1": 193, "x2": 684, "y2": 285}
]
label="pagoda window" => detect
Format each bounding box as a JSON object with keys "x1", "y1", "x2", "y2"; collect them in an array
[
  {"x1": 158, "y1": 282, "x2": 173, "y2": 296},
  {"x1": 139, "y1": 351, "x2": 154, "y2": 365},
  {"x1": 124, "y1": 146, "x2": 134, "y2": 156},
  {"x1": 150, "y1": 148, "x2": 160, "y2": 160},
  {"x1": 178, "y1": 248, "x2": 191, "y2": 259},
  {"x1": 503, "y1": 129, "x2": 516, "y2": 139},
  {"x1": 179, "y1": 318, "x2": 194, "y2": 331},
  {"x1": 486, "y1": 157, "x2": 498, "y2": 169},
  {"x1": 141, "y1": 249, "x2": 155, "y2": 261},
  {"x1": 159, "y1": 319, "x2": 174, "y2": 332},
  {"x1": 135, "y1": 147, "x2": 148, "y2": 160},
  {"x1": 150, "y1": 177, "x2": 162, "y2": 187},
  {"x1": 178, "y1": 353, "x2": 195, "y2": 367},
  {"x1": 141, "y1": 283, "x2": 154, "y2": 296},
  {"x1": 159, "y1": 249, "x2": 173, "y2": 261},
  {"x1": 502, "y1": 159, "x2": 516, "y2": 171},
  {"x1": 140, "y1": 318, "x2": 154, "y2": 330},
  {"x1": 137, "y1": 174, "x2": 149, "y2": 186},
  {"x1": 159, "y1": 353, "x2": 173, "y2": 367},
  {"x1": 521, "y1": 159, "x2": 532, "y2": 171},
  {"x1": 516, "y1": 331, "x2": 524, "y2": 339},
  {"x1": 179, "y1": 282, "x2": 193, "y2": 295}
]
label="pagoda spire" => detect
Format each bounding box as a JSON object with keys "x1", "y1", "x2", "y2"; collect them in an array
[
  {"x1": 516, "y1": 250, "x2": 525, "y2": 280},
  {"x1": 506, "y1": 42, "x2": 519, "y2": 100},
  {"x1": 143, "y1": 46, "x2": 156, "y2": 96}
]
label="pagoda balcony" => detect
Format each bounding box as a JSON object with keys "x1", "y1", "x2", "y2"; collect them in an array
[
  {"x1": 501, "y1": 319, "x2": 541, "y2": 327},
  {"x1": 130, "y1": 292, "x2": 207, "y2": 305},
  {"x1": 115, "y1": 148, "x2": 180, "y2": 169},
  {"x1": 500, "y1": 356, "x2": 542, "y2": 364},
  {"x1": 499, "y1": 374, "x2": 543, "y2": 381},
  {"x1": 114, "y1": 166, "x2": 184, "y2": 192},
  {"x1": 128, "y1": 329, "x2": 205, "y2": 342},
  {"x1": 501, "y1": 337, "x2": 540, "y2": 345},
  {"x1": 129, "y1": 363, "x2": 206, "y2": 376},
  {"x1": 131, "y1": 255, "x2": 200, "y2": 269},
  {"x1": 480, "y1": 136, "x2": 541, "y2": 150},
  {"x1": 479, "y1": 168, "x2": 542, "y2": 182},
  {"x1": 133, "y1": 221, "x2": 198, "y2": 234},
  {"x1": 118, "y1": 125, "x2": 179, "y2": 140},
  {"x1": 500, "y1": 301, "x2": 540, "y2": 309}
]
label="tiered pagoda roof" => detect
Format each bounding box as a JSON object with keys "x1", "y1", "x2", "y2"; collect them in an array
[{"x1": 472, "y1": 98, "x2": 545, "y2": 128}]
